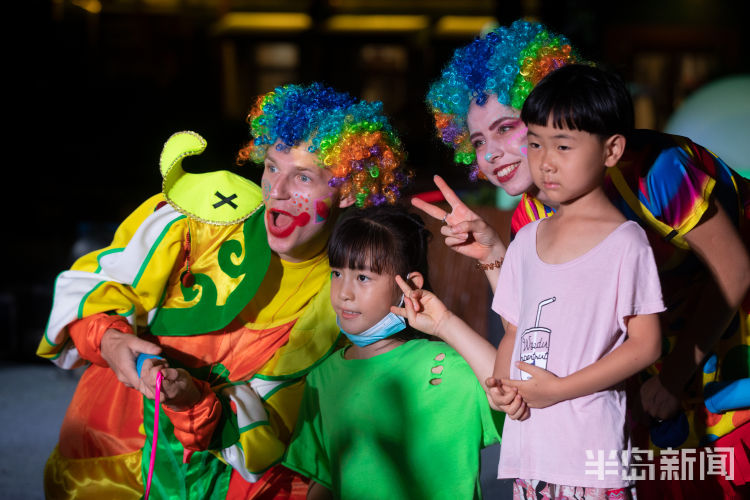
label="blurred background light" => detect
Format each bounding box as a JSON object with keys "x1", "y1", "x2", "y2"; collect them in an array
[{"x1": 665, "y1": 74, "x2": 750, "y2": 175}]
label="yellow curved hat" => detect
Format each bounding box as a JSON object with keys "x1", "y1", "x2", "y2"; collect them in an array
[{"x1": 160, "y1": 131, "x2": 263, "y2": 225}]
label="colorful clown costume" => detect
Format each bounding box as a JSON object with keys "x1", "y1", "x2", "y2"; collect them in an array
[
  {"x1": 511, "y1": 129, "x2": 750, "y2": 488},
  {"x1": 38, "y1": 131, "x2": 340, "y2": 499}
]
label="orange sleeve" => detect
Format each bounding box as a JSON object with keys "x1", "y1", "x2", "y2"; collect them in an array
[
  {"x1": 68, "y1": 313, "x2": 134, "y2": 366},
  {"x1": 163, "y1": 378, "x2": 222, "y2": 456}
]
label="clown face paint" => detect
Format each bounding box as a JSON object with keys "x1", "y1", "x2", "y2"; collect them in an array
[
  {"x1": 261, "y1": 142, "x2": 341, "y2": 262},
  {"x1": 467, "y1": 96, "x2": 534, "y2": 196},
  {"x1": 314, "y1": 197, "x2": 332, "y2": 224}
]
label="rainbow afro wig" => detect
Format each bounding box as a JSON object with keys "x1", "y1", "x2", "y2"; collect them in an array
[
  {"x1": 426, "y1": 19, "x2": 583, "y2": 179},
  {"x1": 237, "y1": 82, "x2": 410, "y2": 207}
]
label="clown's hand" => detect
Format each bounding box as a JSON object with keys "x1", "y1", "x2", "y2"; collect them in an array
[
  {"x1": 391, "y1": 275, "x2": 451, "y2": 338},
  {"x1": 411, "y1": 175, "x2": 505, "y2": 263},
  {"x1": 101, "y1": 328, "x2": 162, "y2": 391}
]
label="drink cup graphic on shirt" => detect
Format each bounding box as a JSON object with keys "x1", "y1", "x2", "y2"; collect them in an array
[{"x1": 519, "y1": 297, "x2": 556, "y2": 381}]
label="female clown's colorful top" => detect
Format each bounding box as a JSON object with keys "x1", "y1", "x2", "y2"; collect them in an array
[
  {"x1": 511, "y1": 129, "x2": 750, "y2": 453},
  {"x1": 426, "y1": 19, "x2": 580, "y2": 180}
]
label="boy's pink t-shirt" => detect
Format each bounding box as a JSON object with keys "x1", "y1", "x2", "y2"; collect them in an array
[{"x1": 492, "y1": 219, "x2": 665, "y2": 489}]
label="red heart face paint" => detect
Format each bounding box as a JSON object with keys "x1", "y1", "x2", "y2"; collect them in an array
[{"x1": 315, "y1": 198, "x2": 331, "y2": 223}]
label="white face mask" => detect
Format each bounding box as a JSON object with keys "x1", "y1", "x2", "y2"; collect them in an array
[{"x1": 337, "y1": 295, "x2": 406, "y2": 347}]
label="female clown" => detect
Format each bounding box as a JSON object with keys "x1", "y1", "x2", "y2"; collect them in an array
[
  {"x1": 418, "y1": 19, "x2": 750, "y2": 498},
  {"x1": 38, "y1": 82, "x2": 411, "y2": 500}
]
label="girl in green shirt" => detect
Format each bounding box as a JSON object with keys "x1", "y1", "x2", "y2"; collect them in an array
[{"x1": 283, "y1": 206, "x2": 502, "y2": 499}]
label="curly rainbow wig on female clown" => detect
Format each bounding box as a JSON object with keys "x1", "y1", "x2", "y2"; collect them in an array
[
  {"x1": 426, "y1": 19, "x2": 583, "y2": 180},
  {"x1": 237, "y1": 82, "x2": 410, "y2": 207}
]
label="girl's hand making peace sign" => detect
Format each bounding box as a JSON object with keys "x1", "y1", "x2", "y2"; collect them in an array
[{"x1": 391, "y1": 275, "x2": 452, "y2": 339}]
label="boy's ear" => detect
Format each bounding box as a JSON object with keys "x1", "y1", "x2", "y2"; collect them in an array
[
  {"x1": 603, "y1": 134, "x2": 626, "y2": 168},
  {"x1": 405, "y1": 272, "x2": 424, "y2": 290}
]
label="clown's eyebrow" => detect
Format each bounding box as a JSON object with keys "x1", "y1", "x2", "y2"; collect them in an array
[
  {"x1": 469, "y1": 115, "x2": 518, "y2": 140},
  {"x1": 294, "y1": 165, "x2": 317, "y2": 172}
]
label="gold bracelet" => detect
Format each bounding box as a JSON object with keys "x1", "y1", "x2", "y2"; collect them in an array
[{"x1": 476, "y1": 257, "x2": 503, "y2": 271}]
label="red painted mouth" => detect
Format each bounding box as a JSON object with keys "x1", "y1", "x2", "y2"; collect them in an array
[
  {"x1": 267, "y1": 209, "x2": 311, "y2": 238},
  {"x1": 494, "y1": 161, "x2": 521, "y2": 184}
]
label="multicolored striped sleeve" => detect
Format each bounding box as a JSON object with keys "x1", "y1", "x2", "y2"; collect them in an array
[
  {"x1": 510, "y1": 193, "x2": 555, "y2": 240},
  {"x1": 38, "y1": 194, "x2": 186, "y2": 368},
  {"x1": 607, "y1": 133, "x2": 742, "y2": 249},
  {"x1": 214, "y1": 292, "x2": 340, "y2": 481},
  {"x1": 218, "y1": 377, "x2": 307, "y2": 482},
  {"x1": 635, "y1": 137, "x2": 718, "y2": 240}
]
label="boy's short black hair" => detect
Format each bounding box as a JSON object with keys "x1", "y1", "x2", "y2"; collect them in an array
[{"x1": 521, "y1": 64, "x2": 634, "y2": 138}]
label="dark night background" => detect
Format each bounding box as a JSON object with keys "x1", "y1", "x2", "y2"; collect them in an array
[
  {"x1": 1, "y1": 2, "x2": 748, "y2": 498},
  {"x1": 7, "y1": 0, "x2": 748, "y2": 362}
]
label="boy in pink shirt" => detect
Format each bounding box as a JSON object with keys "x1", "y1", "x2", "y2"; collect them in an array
[{"x1": 395, "y1": 64, "x2": 664, "y2": 499}]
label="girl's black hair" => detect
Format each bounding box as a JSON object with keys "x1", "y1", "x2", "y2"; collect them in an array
[
  {"x1": 328, "y1": 205, "x2": 433, "y2": 341},
  {"x1": 521, "y1": 64, "x2": 635, "y2": 138}
]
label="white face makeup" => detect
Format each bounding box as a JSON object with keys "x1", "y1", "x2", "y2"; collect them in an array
[
  {"x1": 467, "y1": 96, "x2": 535, "y2": 196},
  {"x1": 261, "y1": 142, "x2": 341, "y2": 262}
]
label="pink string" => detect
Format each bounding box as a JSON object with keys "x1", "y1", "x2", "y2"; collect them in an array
[{"x1": 145, "y1": 371, "x2": 163, "y2": 500}]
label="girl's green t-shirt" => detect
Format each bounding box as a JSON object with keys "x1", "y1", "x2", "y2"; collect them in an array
[{"x1": 283, "y1": 339, "x2": 503, "y2": 499}]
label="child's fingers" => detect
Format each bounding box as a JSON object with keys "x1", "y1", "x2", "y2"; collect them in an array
[
  {"x1": 403, "y1": 297, "x2": 420, "y2": 323},
  {"x1": 518, "y1": 405, "x2": 531, "y2": 421},
  {"x1": 501, "y1": 383, "x2": 518, "y2": 395},
  {"x1": 492, "y1": 388, "x2": 515, "y2": 407},
  {"x1": 516, "y1": 361, "x2": 538, "y2": 375},
  {"x1": 500, "y1": 378, "x2": 520, "y2": 389},
  {"x1": 394, "y1": 275, "x2": 414, "y2": 296},
  {"x1": 390, "y1": 305, "x2": 407, "y2": 318},
  {"x1": 513, "y1": 397, "x2": 529, "y2": 420},
  {"x1": 485, "y1": 377, "x2": 503, "y2": 392},
  {"x1": 407, "y1": 292, "x2": 424, "y2": 313},
  {"x1": 392, "y1": 297, "x2": 417, "y2": 324},
  {"x1": 396, "y1": 277, "x2": 428, "y2": 314},
  {"x1": 504, "y1": 394, "x2": 525, "y2": 419},
  {"x1": 487, "y1": 380, "x2": 519, "y2": 411}
]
